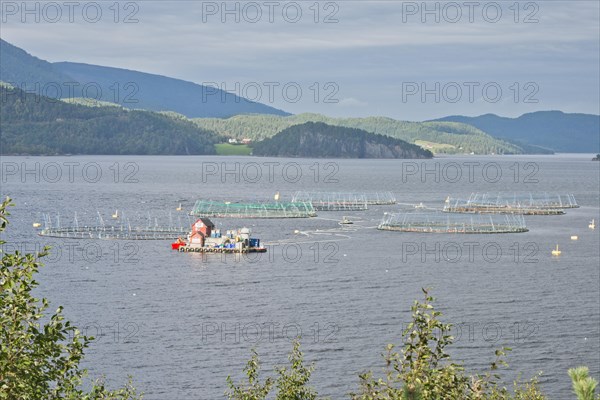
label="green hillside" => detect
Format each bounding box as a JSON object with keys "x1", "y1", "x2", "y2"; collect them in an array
[
  {"x1": 252, "y1": 122, "x2": 433, "y2": 158},
  {"x1": 0, "y1": 85, "x2": 217, "y2": 155},
  {"x1": 192, "y1": 113, "x2": 525, "y2": 155}
]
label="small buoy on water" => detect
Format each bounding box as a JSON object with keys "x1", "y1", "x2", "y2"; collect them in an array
[
  {"x1": 294, "y1": 229, "x2": 300, "y2": 234},
  {"x1": 571, "y1": 235, "x2": 578, "y2": 240},
  {"x1": 133, "y1": 293, "x2": 136, "y2": 296},
  {"x1": 551, "y1": 244, "x2": 561, "y2": 256}
]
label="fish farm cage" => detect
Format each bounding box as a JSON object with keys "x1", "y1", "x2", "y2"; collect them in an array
[
  {"x1": 191, "y1": 200, "x2": 317, "y2": 218},
  {"x1": 378, "y1": 211, "x2": 528, "y2": 234},
  {"x1": 291, "y1": 191, "x2": 396, "y2": 211},
  {"x1": 443, "y1": 193, "x2": 579, "y2": 215},
  {"x1": 37, "y1": 211, "x2": 191, "y2": 240}
]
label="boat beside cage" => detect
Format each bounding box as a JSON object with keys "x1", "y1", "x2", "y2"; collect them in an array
[{"x1": 378, "y1": 210, "x2": 528, "y2": 233}]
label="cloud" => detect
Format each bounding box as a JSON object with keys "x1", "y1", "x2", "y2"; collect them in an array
[{"x1": 336, "y1": 97, "x2": 368, "y2": 108}]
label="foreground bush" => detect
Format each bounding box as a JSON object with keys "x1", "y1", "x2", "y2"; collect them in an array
[
  {"x1": 0, "y1": 198, "x2": 141, "y2": 399},
  {"x1": 350, "y1": 289, "x2": 546, "y2": 399},
  {"x1": 226, "y1": 340, "x2": 319, "y2": 400},
  {"x1": 229, "y1": 289, "x2": 551, "y2": 399},
  {"x1": 568, "y1": 367, "x2": 599, "y2": 400}
]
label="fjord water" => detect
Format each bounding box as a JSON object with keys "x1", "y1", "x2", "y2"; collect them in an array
[{"x1": 2, "y1": 154, "x2": 599, "y2": 399}]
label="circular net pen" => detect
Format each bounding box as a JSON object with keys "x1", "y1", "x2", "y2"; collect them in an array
[
  {"x1": 291, "y1": 191, "x2": 396, "y2": 211},
  {"x1": 378, "y1": 211, "x2": 528, "y2": 234},
  {"x1": 191, "y1": 200, "x2": 316, "y2": 218},
  {"x1": 444, "y1": 193, "x2": 578, "y2": 215},
  {"x1": 38, "y1": 212, "x2": 191, "y2": 240}
]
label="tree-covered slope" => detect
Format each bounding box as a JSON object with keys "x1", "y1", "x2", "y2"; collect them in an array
[
  {"x1": 252, "y1": 122, "x2": 433, "y2": 159},
  {"x1": 432, "y1": 111, "x2": 600, "y2": 153},
  {"x1": 193, "y1": 113, "x2": 529, "y2": 155},
  {"x1": 0, "y1": 85, "x2": 217, "y2": 155}
]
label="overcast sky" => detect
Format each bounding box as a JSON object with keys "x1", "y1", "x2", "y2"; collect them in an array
[{"x1": 1, "y1": 0, "x2": 599, "y2": 120}]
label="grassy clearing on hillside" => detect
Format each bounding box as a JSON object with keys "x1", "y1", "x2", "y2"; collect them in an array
[{"x1": 215, "y1": 143, "x2": 252, "y2": 155}]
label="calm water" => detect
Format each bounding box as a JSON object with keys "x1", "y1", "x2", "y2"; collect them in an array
[{"x1": 1, "y1": 154, "x2": 599, "y2": 399}]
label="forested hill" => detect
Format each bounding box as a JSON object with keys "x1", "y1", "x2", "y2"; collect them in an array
[
  {"x1": 0, "y1": 85, "x2": 217, "y2": 155},
  {"x1": 252, "y1": 122, "x2": 433, "y2": 159},
  {"x1": 193, "y1": 113, "x2": 537, "y2": 155}
]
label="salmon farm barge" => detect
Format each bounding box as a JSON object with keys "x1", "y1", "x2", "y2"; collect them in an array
[
  {"x1": 291, "y1": 191, "x2": 396, "y2": 211},
  {"x1": 191, "y1": 200, "x2": 316, "y2": 218},
  {"x1": 172, "y1": 218, "x2": 267, "y2": 253},
  {"x1": 443, "y1": 193, "x2": 579, "y2": 215},
  {"x1": 378, "y1": 211, "x2": 528, "y2": 234}
]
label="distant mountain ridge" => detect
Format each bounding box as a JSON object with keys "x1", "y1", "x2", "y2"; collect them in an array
[
  {"x1": 0, "y1": 40, "x2": 72, "y2": 86},
  {"x1": 252, "y1": 122, "x2": 433, "y2": 159},
  {"x1": 431, "y1": 111, "x2": 600, "y2": 153},
  {"x1": 0, "y1": 39, "x2": 289, "y2": 118},
  {"x1": 52, "y1": 62, "x2": 290, "y2": 118}
]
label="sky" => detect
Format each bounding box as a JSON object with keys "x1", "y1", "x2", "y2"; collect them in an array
[{"x1": 1, "y1": 0, "x2": 599, "y2": 120}]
